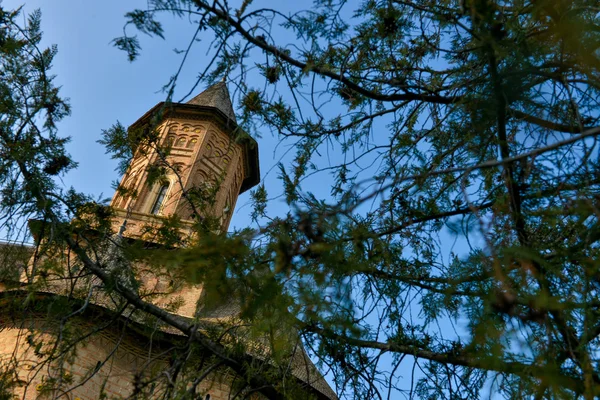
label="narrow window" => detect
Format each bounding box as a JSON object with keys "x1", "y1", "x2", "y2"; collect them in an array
[
  {"x1": 150, "y1": 183, "x2": 169, "y2": 215},
  {"x1": 223, "y1": 199, "x2": 231, "y2": 216}
]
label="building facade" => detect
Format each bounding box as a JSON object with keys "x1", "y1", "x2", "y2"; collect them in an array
[{"x1": 0, "y1": 83, "x2": 335, "y2": 400}]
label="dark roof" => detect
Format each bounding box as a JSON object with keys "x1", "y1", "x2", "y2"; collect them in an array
[
  {"x1": 186, "y1": 81, "x2": 237, "y2": 123},
  {"x1": 197, "y1": 299, "x2": 337, "y2": 399}
]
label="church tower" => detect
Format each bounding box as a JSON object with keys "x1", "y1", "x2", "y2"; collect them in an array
[
  {"x1": 108, "y1": 81, "x2": 260, "y2": 318},
  {"x1": 110, "y1": 81, "x2": 259, "y2": 238}
]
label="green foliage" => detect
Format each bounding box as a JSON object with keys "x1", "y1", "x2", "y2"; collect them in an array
[
  {"x1": 250, "y1": 184, "x2": 267, "y2": 222},
  {"x1": 0, "y1": 5, "x2": 72, "y2": 227},
  {"x1": 2, "y1": 0, "x2": 600, "y2": 399},
  {"x1": 125, "y1": 10, "x2": 164, "y2": 39},
  {"x1": 241, "y1": 89, "x2": 263, "y2": 113},
  {"x1": 0, "y1": 363, "x2": 19, "y2": 400},
  {"x1": 112, "y1": 36, "x2": 140, "y2": 62},
  {"x1": 98, "y1": 122, "x2": 134, "y2": 174},
  {"x1": 109, "y1": 0, "x2": 600, "y2": 398}
]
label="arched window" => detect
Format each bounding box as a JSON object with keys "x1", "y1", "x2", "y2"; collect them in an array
[
  {"x1": 176, "y1": 137, "x2": 186, "y2": 147},
  {"x1": 150, "y1": 183, "x2": 169, "y2": 215}
]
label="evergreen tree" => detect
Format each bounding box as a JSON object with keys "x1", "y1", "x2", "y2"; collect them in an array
[
  {"x1": 113, "y1": 0, "x2": 600, "y2": 398},
  {"x1": 1, "y1": 1, "x2": 600, "y2": 399}
]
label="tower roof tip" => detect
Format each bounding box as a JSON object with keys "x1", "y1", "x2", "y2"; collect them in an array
[{"x1": 186, "y1": 81, "x2": 236, "y2": 123}]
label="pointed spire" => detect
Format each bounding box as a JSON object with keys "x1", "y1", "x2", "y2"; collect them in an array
[{"x1": 186, "y1": 81, "x2": 236, "y2": 123}]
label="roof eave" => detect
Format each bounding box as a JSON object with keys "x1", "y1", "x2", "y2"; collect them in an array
[{"x1": 128, "y1": 103, "x2": 260, "y2": 195}]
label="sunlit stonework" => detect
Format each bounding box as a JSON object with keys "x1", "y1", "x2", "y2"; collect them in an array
[
  {"x1": 111, "y1": 81, "x2": 260, "y2": 238},
  {"x1": 0, "y1": 83, "x2": 335, "y2": 400}
]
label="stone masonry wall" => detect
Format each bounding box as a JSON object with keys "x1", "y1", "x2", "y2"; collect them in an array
[{"x1": 0, "y1": 315, "x2": 243, "y2": 400}]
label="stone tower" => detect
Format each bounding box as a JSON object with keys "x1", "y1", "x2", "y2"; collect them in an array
[
  {"x1": 110, "y1": 81, "x2": 259, "y2": 239},
  {"x1": 107, "y1": 81, "x2": 260, "y2": 318}
]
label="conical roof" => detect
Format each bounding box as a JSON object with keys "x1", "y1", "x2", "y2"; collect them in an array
[{"x1": 186, "y1": 81, "x2": 236, "y2": 122}]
